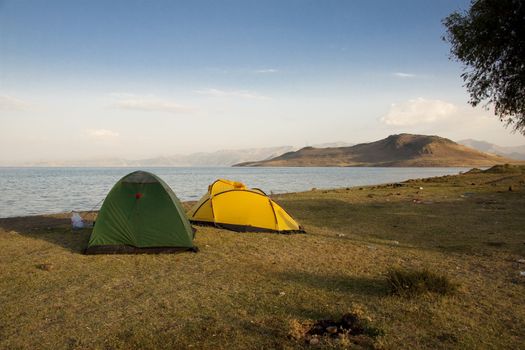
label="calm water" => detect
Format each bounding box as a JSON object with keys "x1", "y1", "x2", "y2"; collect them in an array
[{"x1": 0, "y1": 167, "x2": 470, "y2": 218}]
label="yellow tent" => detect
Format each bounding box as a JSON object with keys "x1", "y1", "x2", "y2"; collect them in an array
[{"x1": 188, "y1": 179, "x2": 304, "y2": 233}]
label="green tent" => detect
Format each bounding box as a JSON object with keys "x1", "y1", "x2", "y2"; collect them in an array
[{"x1": 85, "y1": 171, "x2": 197, "y2": 254}]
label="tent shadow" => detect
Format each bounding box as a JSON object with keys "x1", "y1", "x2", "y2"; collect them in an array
[
  {"x1": 0, "y1": 215, "x2": 91, "y2": 254},
  {"x1": 275, "y1": 270, "x2": 388, "y2": 298}
]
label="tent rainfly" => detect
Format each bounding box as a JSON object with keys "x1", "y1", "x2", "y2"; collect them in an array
[
  {"x1": 85, "y1": 171, "x2": 197, "y2": 254},
  {"x1": 188, "y1": 179, "x2": 304, "y2": 233}
]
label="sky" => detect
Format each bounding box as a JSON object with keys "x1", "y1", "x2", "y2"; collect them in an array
[{"x1": 1, "y1": 0, "x2": 524, "y2": 164}]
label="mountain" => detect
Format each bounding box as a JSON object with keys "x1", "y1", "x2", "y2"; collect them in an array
[
  {"x1": 458, "y1": 139, "x2": 525, "y2": 160},
  {"x1": 17, "y1": 146, "x2": 296, "y2": 167},
  {"x1": 13, "y1": 142, "x2": 356, "y2": 167},
  {"x1": 234, "y1": 134, "x2": 518, "y2": 167},
  {"x1": 136, "y1": 146, "x2": 297, "y2": 166},
  {"x1": 309, "y1": 141, "x2": 354, "y2": 148}
]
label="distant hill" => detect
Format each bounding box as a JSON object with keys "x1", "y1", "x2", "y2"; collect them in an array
[
  {"x1": 134, "y1": 146, "x2": 296, "y2": 167},
  {"x1": 307, "y1": 141, "x2": 354, "y2": 148},
  {"x1": 235, "y1": 134, "x2": 518, "y2": 167},
  {"x1": 20, "y1": 146, "x2": 295, "y2": 167},
  {"x1": 13, "y1": 142, "x2": 356, "y2": 167},
  {"x1": 458, "y1": 139, "x2": 525, "y2": 160}
]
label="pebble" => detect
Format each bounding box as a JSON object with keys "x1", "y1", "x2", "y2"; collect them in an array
[
  {"x1": 309, "y1": 337, "x2": 320, "y2": 345},
  {"x1": 326, "y1": 326, "x2": 338, "y2": 334},
  {"x1": 36, "y1": 263, "x2": 53, "y2": 271}
]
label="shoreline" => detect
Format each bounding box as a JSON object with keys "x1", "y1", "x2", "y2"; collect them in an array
[
  {"x1": 0, "y1": 170, "x2": 466, "y2": 221},
  {"x1": 1, "y1": 166, "x2": 473, "y2": 219},
  {"x1": 0, "y1": 164, "x2": 521, "y2": 222}
]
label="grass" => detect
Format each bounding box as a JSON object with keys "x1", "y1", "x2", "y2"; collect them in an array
[
  {"x1": 0, "y1": 165, "x2": 525, "y2": 349},
  {"x1": 386, "y1": 268, "x2": 457, "y2": 297}
]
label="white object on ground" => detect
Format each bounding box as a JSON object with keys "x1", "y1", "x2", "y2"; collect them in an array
[
  {"x1": 520, "y1": 271, "x2": 525, "y2": 277},
  {"x1": 71, "y1": 212, "x2": 84, "y2": 229}
]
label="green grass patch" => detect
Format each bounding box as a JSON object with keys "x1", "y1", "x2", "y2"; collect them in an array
[{"x1": 386, "y1": 268, "x2": 457, "y2": 297}]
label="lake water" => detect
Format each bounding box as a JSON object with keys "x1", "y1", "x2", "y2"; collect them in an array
[{"x1": 0, "y1": 167, "x2": 470, "y2": 218}]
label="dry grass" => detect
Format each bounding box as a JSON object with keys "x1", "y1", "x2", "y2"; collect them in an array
[
  {"x1": 1, "y1": 165, "x2": 525, "y2": 349},
  {"x1": 386, "y1": 268, "x2": 457, "y2": 297}
]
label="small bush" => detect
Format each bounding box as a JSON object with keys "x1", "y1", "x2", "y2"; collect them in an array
[
  {"x1": 483, "y1": 164, "x2": 525, "y2": 174},
  {"x1": 386, "y1": 268, "x2": 456, "y2": 297}
]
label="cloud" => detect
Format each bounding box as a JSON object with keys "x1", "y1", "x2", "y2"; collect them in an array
[
  {"x1": 392, "y1": 72, "x2": 416, "y2": 78},
  {"x1": 378, "y1": 97, "x2": 519, "y2": 144},
  {"x1": 195, "y1": 88, "x2": 269, "y2": 100},
  {"x1": 254, "y1": 68, "x2": 278, "y2": 74},
  {"x1": 0, "y1": 95, "x2": 29, "y2": 111},
  {"x1": 87, "y1": 129, "x2": 120, "y2": 138},
  {"x1": 381, "y1": 98, "x2": 458, "y2": 126},
  {"x1": 111, "y1": 94, "x2": 195, "y2": 113}
]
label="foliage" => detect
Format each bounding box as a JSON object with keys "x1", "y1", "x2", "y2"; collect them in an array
[{"x1": 443, "y1": 0, "x2": 525, "y2": 134}]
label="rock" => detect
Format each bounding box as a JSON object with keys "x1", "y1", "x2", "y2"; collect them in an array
[
  {"x1": 517, "y1": 259, "x2": 525, "y2": 264},
  {"x1": 36, "y1": 263, "x2": 53, "y2": 271},
  {"x1": 309, "y1": 336, "x2": 320, "y2": 345},
  {"x1": 326, "y1": 326, "x2": 338, "y2": 334}
]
